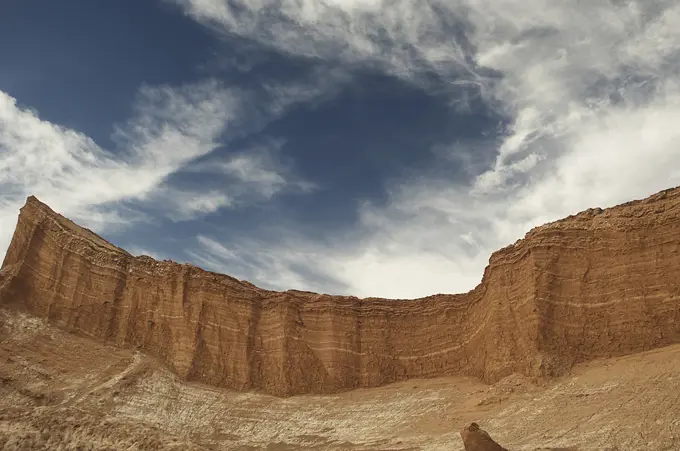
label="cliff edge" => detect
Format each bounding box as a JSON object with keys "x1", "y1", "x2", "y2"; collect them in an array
[{"x1": 1, "y1": 188, "x2": 679, "y2": 396}]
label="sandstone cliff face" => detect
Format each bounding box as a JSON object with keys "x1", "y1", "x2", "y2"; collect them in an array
[{"x1": 1, "y1": 188, "x2": 679, "y2": 396}]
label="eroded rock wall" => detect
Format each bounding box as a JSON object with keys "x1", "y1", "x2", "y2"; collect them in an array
[{"x1": 1, "y1": 188, "x2": 679, "y2": 396}]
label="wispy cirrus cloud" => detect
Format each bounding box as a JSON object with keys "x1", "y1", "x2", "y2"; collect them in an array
[
  {"x1": 0, "y1": 73, "x2": 325, "y2": 256},
  {"x1": 169, "y1": 0, "x2": 477, "y2": 87},
  {"x1": 143, "y1": 140, "x2": 316, "y2": 222},
  {"x1": 184, "y1": 139, "x2": 316, "y2": 200},
  {"x1": 189, "y1": 234, "x2": 351, "y2": 294},
  {"x1": 179, "y1": 0, "x2": 680, "y2": 298},
  {"x1": 0, "y1": 80, "x2": 240, "y2": 253}
]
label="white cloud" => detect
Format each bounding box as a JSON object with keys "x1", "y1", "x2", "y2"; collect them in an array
[
  {"x1": 223, "y1": 154, "x2": 288, "y2": 196},
  {"x1": 184, "y1": 139, "x2": 316, "y2": 200},
  {"x1": 179, "y1": 0, "x2": 680, "y2": 298},
  {"x1": 0, "y1": 80, "x2": 241, "y2": 255},
  {"x1": 189, "y1": 234, "x2": 348, "y2": 294},
  {"x1": 169, "y1": 0, "x2": 473, "y2": 85},
  {"x1": 0, "y1": 73, "x2": 325, "y2": 257},
  {"x1": 157, "y1": 189, "x2": 235, "y2": 222}
]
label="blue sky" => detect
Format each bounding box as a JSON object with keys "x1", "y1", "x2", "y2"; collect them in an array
[{"x1": 1, "y1": 0, "x2": 679, "y2": 298}]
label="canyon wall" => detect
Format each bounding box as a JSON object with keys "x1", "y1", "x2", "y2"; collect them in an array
[{"x1": 1, "y1": 188, "x2": 679, "y2": 396}]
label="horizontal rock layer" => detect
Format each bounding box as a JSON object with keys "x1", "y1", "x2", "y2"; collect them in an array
[{"x1": 1, "y1": 188, "x2": 679, "y2": 396}]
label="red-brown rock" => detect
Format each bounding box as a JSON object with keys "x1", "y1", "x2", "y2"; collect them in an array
[
  {"x1": 1, "y1": 187, "x2": 680, "y2": 396},
  {"x1": 460, "y1": 423, "x2": 508, "y2": 451}
]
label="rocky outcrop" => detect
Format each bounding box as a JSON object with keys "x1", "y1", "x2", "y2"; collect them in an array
[
  {"x1": 460, "y1": 423, "x2": 508, "y2": 451},
  {"x1": 1, "y1": 187, "x2": 680, "y2": 396}
]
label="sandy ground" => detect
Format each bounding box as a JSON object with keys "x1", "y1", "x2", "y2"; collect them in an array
[{"x1": 1, "y1": 308, "x2": 679, "y2": 450}]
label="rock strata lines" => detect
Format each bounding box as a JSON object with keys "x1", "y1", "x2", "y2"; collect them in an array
[{"x1": 1, "y1": 188, "x2": 680, "y2": 396}]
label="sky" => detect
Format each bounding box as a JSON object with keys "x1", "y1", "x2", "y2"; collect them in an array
[{"x1": 1, "y1": 0, "x2": 679, "y2": 299}]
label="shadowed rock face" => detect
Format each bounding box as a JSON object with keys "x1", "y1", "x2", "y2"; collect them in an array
[
  {"x1": 1, "y1": 187, "x2": 680, "y2": 396},
  {"x1": 461, "y1": 423, "x2": 508, "y2": 451}
]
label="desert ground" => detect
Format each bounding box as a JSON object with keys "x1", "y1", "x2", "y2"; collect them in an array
[{"x1": 1, "y1": 307, "x2": 679, "y2": 450}]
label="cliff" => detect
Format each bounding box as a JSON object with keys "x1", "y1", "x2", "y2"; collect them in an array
[{"x1": 1, "y1": 188, "x2": 679, "y2": 396}]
